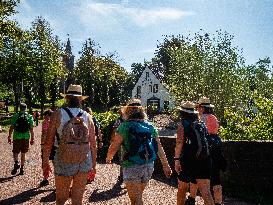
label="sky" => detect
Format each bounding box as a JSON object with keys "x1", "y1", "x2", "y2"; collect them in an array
[{"x1": 13, "y1": 0, "x2": 273, "y2": 71}]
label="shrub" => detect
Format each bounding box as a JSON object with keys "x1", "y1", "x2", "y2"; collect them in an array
[{"x1": 220, "y1": 93, "x2": 273, "y2": 141}]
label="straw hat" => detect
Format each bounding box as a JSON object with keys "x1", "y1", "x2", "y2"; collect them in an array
[
  {"x1": 197, "y1": 96, "x2": 214, "y2": 108},
  {"x1": 60, "y1": 84, "x2": 88, "y2": 100},
  {"x1": 178, "y1": 101, "x2": 198, "y2": 114}
]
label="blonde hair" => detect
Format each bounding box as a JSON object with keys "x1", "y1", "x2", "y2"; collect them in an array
[
  {"x1": 121, "y1": 98, "x2": 147, "y2": 120},
  {"x1": 122, "y1": 106, "x2": 147, "y2": 120}
]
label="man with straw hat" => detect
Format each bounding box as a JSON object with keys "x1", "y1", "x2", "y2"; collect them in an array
[
  {"x1": 42, "y1": 84, "x2": 96, "y2": 205},
  {"x1": 174, "y1": 101, "x2": 214, "y2": 205}
]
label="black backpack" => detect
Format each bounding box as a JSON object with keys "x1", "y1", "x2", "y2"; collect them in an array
[
  {"x1": 182, "y1": 119, "x2": 210, "y2": 160},
  {"x1": 207, "y1": 134, "x2": 227, "y2": 171},
  {"x1": 14, "y1": 112, "x2": 31, "y2": 133}
]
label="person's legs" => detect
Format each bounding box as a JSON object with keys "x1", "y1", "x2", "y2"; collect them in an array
[
  {"x1": 19, "y1": 152, "x2": 26, "y2": 175},
  {"x1": 126, "y1": 182, "x2": 147, "y2": 205},
  {"x1": 186, "y1": 182, "x2": 198, "y2": 205},
  {"x1": 11, "y1": 152, "x2": 20, "y2": 175},
  {"x1": 177, "y1": 180, "x2": 188, "y2": 205},
  {"x1": 196, "y1": 179, "x2": 214, "y2": 205},
  {"x1": 213, "y1": 185, "x2": 223, "y2": 205},
  {"x1": 71, "y1": 172, "x2": 88, "y2": 205},
  {"x1": 55, "y1": 175, "x2": 73, "y2": 205}
]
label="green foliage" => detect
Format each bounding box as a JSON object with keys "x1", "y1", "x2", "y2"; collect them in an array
[
  {"x1": 149, "y1": 30, "x2": 273, "y2": 125},
  {"x1": 93, "y1": 111, "x2": 119, "y2": 145},
  {"x1": 220, "y1": 93, "x2": 273, "y2": 141},
  {"x1": 75, "y1": 38, "x2": 129, "y2": 110}
]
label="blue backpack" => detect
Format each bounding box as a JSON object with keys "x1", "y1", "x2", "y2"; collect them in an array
[{"x1": 125, "y1": 121, "x2": 158, "y2": 165}]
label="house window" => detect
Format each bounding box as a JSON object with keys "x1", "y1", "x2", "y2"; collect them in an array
[
  {"x1": 164, "y1": 101, "x2": 169, "y2": 111},
  {"x1": 137, "y1": 86, "x2": 141, "y2": 95},
  {"x1": 153, "y1": 84, "x2": 158, "y2": 93},
  {"x1": 149, "y1": 85, "x2": 152, "y2": 93},
  {"x1": 146, "y1": 72, "x2": 149, "y2": 80}
]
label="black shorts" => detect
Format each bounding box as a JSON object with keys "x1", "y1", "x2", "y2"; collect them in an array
[
  {"x1": 211, "y1": 166, "x2": 221, "y2": 186},
  {"x1": 13, "y1": 139, "x2": 29, "y2": 153},
  {"x1": 177, "y1": 157, "x2": 211, "y2": 183}
]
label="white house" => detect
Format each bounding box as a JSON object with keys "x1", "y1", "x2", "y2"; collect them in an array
[{"x1": 131, "y1": 67, "x2": 174, "y2": 113}]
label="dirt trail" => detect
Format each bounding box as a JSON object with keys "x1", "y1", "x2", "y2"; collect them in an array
[{"x1": 0, "y1": 124, "x2": 253, "y2": 204}]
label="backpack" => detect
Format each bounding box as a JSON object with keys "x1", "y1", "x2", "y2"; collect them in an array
[
  {"x1": 14, "y1": 112, "x2": 30, "y2": 133},
  {"x1": 125, "y1": 121, "x2": 158, "y2": 165},
  {"x1": 57, "y1": 108, "x2": 90, "y2": 163},
  {"x1": 92, "y1": 116, "x2": 100, "y2": 136},
  {"x1": 207, "y1": 134, "x2": 227, "y2": 171},
  {"x1": 182, "y1": 119, "x2": 210, "y2": 160}
]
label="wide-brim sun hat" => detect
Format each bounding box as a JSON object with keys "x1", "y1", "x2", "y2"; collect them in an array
[
  {"x1": 125, "y1": 98, "x2": 142, "y2": 107},
  {"x1": 197, "y1": 96, "x2": 215, "y2": 108},
  {"x1": 177, "y1": 101, "x2": 198, "y2": 114},
  {"x1": 60, "y1": 84, "x2": 88, "y2": 100}
]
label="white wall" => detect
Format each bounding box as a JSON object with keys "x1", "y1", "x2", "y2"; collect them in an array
[{"x1": 131, "y1": 67, "x2": 174, "y2": 111}]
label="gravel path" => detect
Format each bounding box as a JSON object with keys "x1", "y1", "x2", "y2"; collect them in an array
[{"x1": 0, "y1": 124, "x2": 253, "y2": 205}]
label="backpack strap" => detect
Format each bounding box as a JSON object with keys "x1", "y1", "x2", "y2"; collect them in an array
[
  {"x1": 63, "y1": 107, "x2": 74, "y2": 119},
  {"x1": 77, "y1": 111, "x2": 83, "y2": 117}
]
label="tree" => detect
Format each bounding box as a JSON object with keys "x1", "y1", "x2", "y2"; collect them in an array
[
  {"x1": 28, "y1": 17, "x2": 65, "y2": 114},
  {"x1": 151, "y1": 30, "x2": 249, "y2": 122},
  {"x1": 75, "y1": 38, "x2": 128, "y2": 110}
]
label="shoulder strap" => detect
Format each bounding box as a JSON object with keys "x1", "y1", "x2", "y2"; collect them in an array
[
  {"x1": 63, "y1": 107, "x2": 74, "y2": 119},
  {"x1": 77, "y1": 111, "x2": 83, "y2": 117}
]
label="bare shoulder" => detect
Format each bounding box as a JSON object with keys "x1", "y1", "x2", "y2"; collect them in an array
[{"x1": 51, "y1": 110, "x2": 61, "y2": 127}]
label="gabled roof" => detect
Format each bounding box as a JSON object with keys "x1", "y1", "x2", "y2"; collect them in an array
[{"x1": 133, "y1": 66, "x2": 172, "y2": 94}]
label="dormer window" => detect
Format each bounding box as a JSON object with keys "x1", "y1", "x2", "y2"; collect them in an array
[{"x1": 146, "y1": 72, "x2": 149, "y2": 80}]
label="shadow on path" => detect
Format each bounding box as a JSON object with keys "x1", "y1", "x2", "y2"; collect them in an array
[
  {"x1": 0, "y1": 187, "x2": 55, "y2": 205},
  {"x1": 89, "y1": 178, "x2": 127, "y2": 202},
  {"x1": 0, "y1": 176, "x2": 16, "y2": 183},
  {"x1": 40, "y1": 189, "x2": 56, "y2": 203}
]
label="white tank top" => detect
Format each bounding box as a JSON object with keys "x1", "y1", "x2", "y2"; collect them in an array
[{"x1": 55, "y1": 108, "x2": 90, "y2": 146}]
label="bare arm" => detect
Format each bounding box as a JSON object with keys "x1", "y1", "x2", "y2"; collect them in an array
[
  {"x1": 156, "y1": 136, "x2": 172, "y2": 177},
  {"x1": 43, "y1": 110, "x2": 60, "y2": 164},
  {"x1": 88, "y1": 115, "x2": 97, "y2": 170},
  {"x1": 174, "y1": 123, "x2": 184, "y2": 173},
  {"x1": 106, "y1": 133, "x2": 123, "y2": 163},
  {"x1": 175, "y1": 123, "x2": 184, "y2": 158},
  {"x1": 156, "y1": 137, "x2": 169, "y2": 167},
  {"x1": 8, "y1": 126, "x2": 14, "y2": 144}
]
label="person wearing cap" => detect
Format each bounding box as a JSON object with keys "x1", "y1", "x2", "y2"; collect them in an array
[
  {"x1": 42, "y1": 84, "x2": 96, "y2": 205},
  {"x1": 8, "y1": 103, "x2": 34, "y2": 175},
  {"x1": 106, "y1": 98, "x2": 172, "y2": 205},
  {"x1": 174, "y1": 101, "x2": 214, "y2": 205},
  {"x1": 186, "y1": 97, "x2": 224, "y2": 205}
]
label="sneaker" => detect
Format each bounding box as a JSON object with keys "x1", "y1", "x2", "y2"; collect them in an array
[
  {"x1": 19, "y1": 168, "x2": 24, "y2": 175},
  {"x1": 185, "y1": 196, "x2": 195, "y2": 205},
  {"x1": 39, "y1": 179, "x2": 49, "y2": 187},
  {"x1": 11, "y1": 163, "x2": 20, "y2": 175}
]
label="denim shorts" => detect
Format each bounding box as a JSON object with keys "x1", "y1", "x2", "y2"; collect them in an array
[
  {"x1": 53, "y1": 150, "x2": 92, "y2": 176},
  {"x1": 123, "y1": 163, "x2": 154, "y2": 183}
]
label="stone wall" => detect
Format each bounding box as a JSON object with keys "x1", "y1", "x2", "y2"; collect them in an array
[{"x1": 154, "y1": 137, "x2": 273, "y2": 202}]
